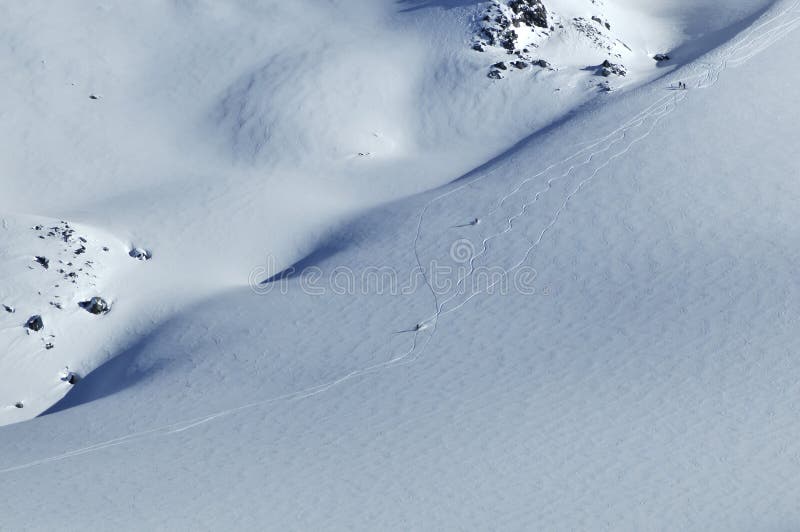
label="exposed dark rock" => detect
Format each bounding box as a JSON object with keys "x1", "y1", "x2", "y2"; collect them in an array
[
  {"x1": 534, "y1": 59, "x2": 550, "y2": 68},
  {"x1": 35, "y1": 256, "x2": 49, "y2": 269},
  {"x1": 79, "y1": 297, "x2": 110, "y2": 315},
  {"x1": 2, "y1": 304, "x2": 13, "y2": 313},
  {"x1": 588, "y1": 16, "x2": 611, "y2": 31},
  {"x1": 488, "y1": 70, "x2": 503, "y2": 80},
  {"x1": 600, "y1": 60, "x2": 626, "y2": 77},
  {"x1": 512, "y1": 61, "x2": 528, "y2": 69},
  {"x1": 25, "y1": 315, "x2": 44, "y2": 332},
  {"x1": 14, "y1": 402, "x2": 23, "y2": 409},
  {"x1": 508, "y1": 0, "x2": 548, "y2": 29},
  {"x1": 129, "y1": 247, "x2": 152, "y2": 261},
  {"x1": 473, "y1": 1, "x2": 550, "y2": 64},
  {"x1": 654, "y1": 53, "x2": 671, "y2": 62},
  {"x1": 492, "y1": 62, "x2": 508, "y2": 71},
  {"x1": 500, "y1": 30, "x2": 518, "y2": 51}
]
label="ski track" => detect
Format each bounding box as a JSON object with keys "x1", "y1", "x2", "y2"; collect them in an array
[
  {"x1": 2, "y1": 0, "x2": 799, "y2": 476},
  {"x1": 423, "y1": 0, "x2": 800, "y2": 320}
]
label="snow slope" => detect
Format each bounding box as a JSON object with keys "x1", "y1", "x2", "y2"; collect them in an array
[{"x1": 2, "y1": 0, "x2": 800, "y2": 529}]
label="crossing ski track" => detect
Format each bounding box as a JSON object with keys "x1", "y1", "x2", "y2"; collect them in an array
[
  {"x1": 420, "y1": 0, "x2": 800, "y2": 321},
  {"x1": 2, "y1": 0, "x2": 799, "y2": 477}
]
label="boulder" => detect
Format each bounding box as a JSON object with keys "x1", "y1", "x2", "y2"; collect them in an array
[
  {"x1": 129, "y1": 247, "x2": 152, "y2": 260},
  {"x1": 79, "y1": 297, "x2": 110, "y2": 315},
  {"x1": 25, "y1": 315, "x2": 44, "y2": 331}
]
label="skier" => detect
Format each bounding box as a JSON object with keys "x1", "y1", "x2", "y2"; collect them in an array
[{"x1": 60, "y1": 366, "x2": 77, "y2": 384}]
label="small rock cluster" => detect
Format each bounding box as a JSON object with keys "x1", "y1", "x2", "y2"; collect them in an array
[
  {"x1": 3, "y1": 220, "x2": 117, "y2": 352},
  {"x1": 599, "y1": 59, "x2": 626, "y2": 77},
  {"x1": 473, "y1": 0, "x2": 550, "y2": 51},
  {"x1": 508, "y1": 0, "x2": 549, "y2": 29},
  {"x1": 488, "y1": 58, "x2": 550, "y2": 79},
  {"x1": 570, "y1": 16, "x2": 625, "y2": 58},
  {"x1": 473, "y1": 0, "x2": 555, "y2": 79},
  {"x1": 591, "y1": 15, "x2": 611, "y2": 31},
  {"x1": 32, "y1": 222, "x2": 103, "y2": 297},
  {"x1": 473, "y1": 0, "x2": 630, "y2": 83},
  {"x1": 2, "y1": 218, "x2": 144, "y2": 411}
]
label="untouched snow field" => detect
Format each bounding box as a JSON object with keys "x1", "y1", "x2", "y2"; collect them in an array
[{"x1": 2, "y1": 0, "x2": 800, "y2": 529}]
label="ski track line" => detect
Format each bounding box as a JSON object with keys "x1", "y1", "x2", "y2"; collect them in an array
[
  {"x1": 410, "y1": 90, "x2": 697, "y2": 320},
  {"x1": 2, "y1": 2, "x2": 798, "y2": 476},
  {"x1": 423, "y1": 0, "x2": 800, "y2": 318},
  {"x1": 439, "y1": 94, "x2": 683, "y2": 317},
  {"x1": 431, "y1": 99, "x2": 677, "y2": 317},
  {"x1": 416, "y1": 2, "x2": 800, "y2": 314}
]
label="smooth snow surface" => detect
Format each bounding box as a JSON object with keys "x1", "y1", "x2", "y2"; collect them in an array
[{"x1": 2, "y1": 0, "x2": 800, "y2": 529}]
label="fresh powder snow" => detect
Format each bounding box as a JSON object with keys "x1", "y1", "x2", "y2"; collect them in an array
[{"x1": 1, "y1": 0, "x2": 800, "y2": 529}]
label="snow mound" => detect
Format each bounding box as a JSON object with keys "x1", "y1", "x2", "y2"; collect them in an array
[{"x1": 0, "y1": 214, "x2": 133, "y2": 424}]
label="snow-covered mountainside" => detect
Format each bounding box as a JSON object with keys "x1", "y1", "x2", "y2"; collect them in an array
[{"x1": 2, "y1": 0, "x2": 800, "y2": 529}]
